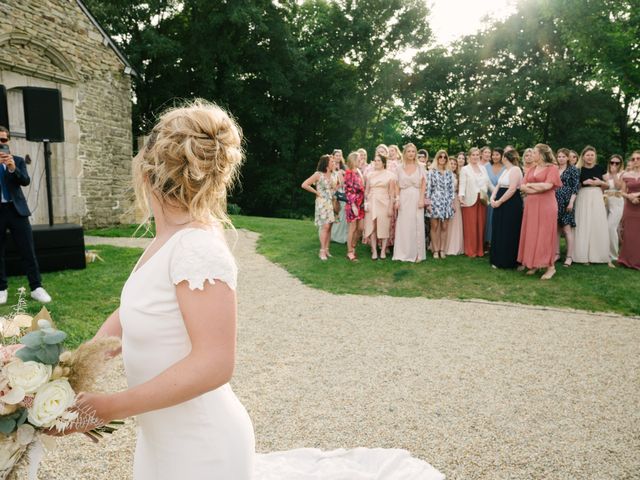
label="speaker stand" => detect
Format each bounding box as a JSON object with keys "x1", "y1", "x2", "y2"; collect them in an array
[{"x1": 43, "y1": 140, "x2": 54, "y2": 227}]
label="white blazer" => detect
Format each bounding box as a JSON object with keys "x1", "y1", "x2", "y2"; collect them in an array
[{"x1": 459, "y1": 164, "x2": 491, "y2": 207}]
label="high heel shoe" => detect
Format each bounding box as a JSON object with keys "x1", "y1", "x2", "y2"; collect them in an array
[
  {"x1": 440, "y1": 251, "x2": 446, "y2": 259},
  {"x1": 319, "y1": 249, "x2": 328, "y2": 261},
  {"x1": 563, "y1": 256, "x2": 572, "y2": 267},
  {"x1": 347, "y1": 252, "x2": 358, "y2": 262}
]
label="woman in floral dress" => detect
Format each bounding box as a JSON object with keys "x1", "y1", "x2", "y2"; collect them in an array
[
  {"x1": 555, "y1": 148, "x2": 580, "y2": 266},
  {"x1": 344, "y1": 152, "x2": 365, "y2": 261},
  {"x1": 301, "y1": 154, "x2": 335, "y2": 260},
  {"x1": 426, "y1": 150, "x2": 455, "y2": 258}
]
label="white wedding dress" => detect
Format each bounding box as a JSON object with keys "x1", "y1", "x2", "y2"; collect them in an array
[{"x1": 120, "y1": 227, "x2": 444, "y2": 480}]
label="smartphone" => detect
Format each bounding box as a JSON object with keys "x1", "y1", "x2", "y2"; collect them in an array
[{"x1": 0, "y1": 144, "x2": 9, "y2": 155}]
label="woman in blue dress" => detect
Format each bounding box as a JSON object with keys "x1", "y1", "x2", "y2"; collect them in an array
[{"x1": 484, "y1": 147, "x2": 505, "y2": 247}]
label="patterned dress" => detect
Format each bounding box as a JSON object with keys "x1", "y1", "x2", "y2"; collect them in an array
[
  {"x1": 426, "y1": 169, "x2": 455, "y2": 219},
  {"x1": 344, "y1": 170, "x2": 365, "y2": 222},
  {"x1": 314, "y1": 172, "x2": 335, "y2": 227},
  {"x1": 555, "y1": 165, "x2": 580, "y2": 227}
]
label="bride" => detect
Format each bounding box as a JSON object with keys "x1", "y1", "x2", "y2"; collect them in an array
[{"x1": 58, "y1": 100, "x2": 443, "y2": 480}]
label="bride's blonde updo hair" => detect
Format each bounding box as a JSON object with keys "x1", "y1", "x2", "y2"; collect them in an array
[{"x1": 133, "y1": 99, "x2": 244, "y2": 228}]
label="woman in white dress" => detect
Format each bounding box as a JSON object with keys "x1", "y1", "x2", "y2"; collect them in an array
[
  {"x1": 59, "y1": 101, "x2": 255, "y2": 479},
  {"x1": 604, "y1": 154, "x2": 625, "y2": 261}
]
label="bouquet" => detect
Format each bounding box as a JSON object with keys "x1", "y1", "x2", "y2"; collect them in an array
[{"x1": 0, "y1": 288, "x2": 121, "y2": 480}]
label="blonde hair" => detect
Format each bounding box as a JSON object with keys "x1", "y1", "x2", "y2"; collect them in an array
[
  {"x1": 535, "y1": 143, "x2": 556, "y2": 165},
  {"x1": 431, "y1": 149, "x2": 451, "y2": 171},
  {"x1": 577, "y1": 145, "x2": 597, "y2": 168},
  {"x1": 389, "y1": 144, "x2": 401, "y2": 160},
  {"x1": 523, "y1": 148, "x2": 534, "y2": 163},
  {"x1": 375, "y1": 144, "x2": 389, "y2": 156},
  {"x1": 401, "y1": 143, "x2": 417, "y2": 164},
  {"x1": 132, "y1": 99, "x2": 244, "y2": 230},
  {"x1": 346, "y1": 151, "x2": 359, "y2": 170}
]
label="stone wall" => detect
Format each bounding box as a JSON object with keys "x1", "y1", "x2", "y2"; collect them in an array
[{"x1": 0, "y1": 0, "x2": 134, "y2": 227}]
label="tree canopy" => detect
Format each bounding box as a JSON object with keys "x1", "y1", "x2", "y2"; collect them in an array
[{"x1": 85, "y1": 0, "x2": 640, "y2": 217}]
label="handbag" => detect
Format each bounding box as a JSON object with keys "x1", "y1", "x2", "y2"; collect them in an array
[
  {"x1": 332, "y1": 197, "x2": 341, "y2": 215},
  {"x1": 479, "y1": 190, "x2": 489, "y2": 206},
  {"x1": 335, "y1": 191, "x2": 347, "y2": 203}
]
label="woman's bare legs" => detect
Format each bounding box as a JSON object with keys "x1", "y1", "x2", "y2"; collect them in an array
[
  {"x1": 430, "y1": 219, "x2": 441, "y2": 257},
  {"x1": 440, "y1": 219, "x2": 449, "y2": 258},
  {"x1": 369, "y1": 223, "x2": 378, "y2": 259},
  {"x1": 562, "y1": 225, "x2": 574, "y2": 266}
]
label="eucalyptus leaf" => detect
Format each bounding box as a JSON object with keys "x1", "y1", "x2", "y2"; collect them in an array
[
  {"x1": 16, "y1": 408, "x2": 28, "y2": 427},
  {"x1": 15, "y1": 347, "x2": 39, "y2": 363},
  {"x1": 35, "y1": 344, "x2": 61, "y2": 365},
  {"x1": 43, "y1": 330, "x2": 67, "y2": 345},
  {"x1": 0, "y1": 417, "x2": 16, "y2": 435},
  {"x1": 20, "y1": 331, "x2": 43, "y2": 348}
]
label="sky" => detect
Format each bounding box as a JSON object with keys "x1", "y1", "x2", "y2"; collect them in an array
[{"x1": 428, "y1": 0, "x2": 519, "y2": 45}]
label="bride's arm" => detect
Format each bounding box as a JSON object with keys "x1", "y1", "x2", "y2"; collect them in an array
[
  {"x1": 71, "y1": 280, "x2": 236, "y2": 428},
  {"x1": 93, "y1": 308, "x2": 122, "y2": 340}
]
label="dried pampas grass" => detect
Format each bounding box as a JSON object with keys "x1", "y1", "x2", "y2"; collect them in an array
[{"x1": 58, "y1": 337, "x2": 121, "y2": 393}]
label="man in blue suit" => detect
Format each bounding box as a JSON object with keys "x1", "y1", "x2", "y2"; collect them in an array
[{"x1": 0, "y1": 126, "x2": 51, "y2": 304}]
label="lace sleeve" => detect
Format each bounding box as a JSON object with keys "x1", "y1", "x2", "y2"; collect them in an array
[{"x1": 169, "y1": 229, "x2": 238, "y2": 291}]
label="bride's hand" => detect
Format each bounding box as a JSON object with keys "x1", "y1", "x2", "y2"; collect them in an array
[{"x1": 44, "y1": 392, "x2": 114, "y2": 441}]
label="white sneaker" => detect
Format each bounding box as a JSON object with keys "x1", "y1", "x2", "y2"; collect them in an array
[
  {"x1": 0, "y1": 290, "x2": 6, "y2": 305},
  {"x1": 30, "y1": 287, "x2": 52, "y2": 304}
]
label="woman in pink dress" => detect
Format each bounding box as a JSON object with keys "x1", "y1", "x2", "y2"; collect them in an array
[
  {"x1": 445, "y1": 155, "x2": 465, "y2": 255},
  {"x1": 344, "y1": 152, "x2": 365, "y2": 261},
  {"x1": 364, "y1": 153, "x2": 395, "y2": 259},
  {"x1": 517, "y1": 144, "x2": 562, "y2": 280},
  {"x1": 618, "y1": 150, "x2": 640, "y2": 270},
  {"x1": 392, "y1": 143, "x2": 427, "y2": 262}
]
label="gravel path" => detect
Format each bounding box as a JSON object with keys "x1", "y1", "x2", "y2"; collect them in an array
[{"x1": 24, "y1": 231, "x2": 640, "y2": 479}]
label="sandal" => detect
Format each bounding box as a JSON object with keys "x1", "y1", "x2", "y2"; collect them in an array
[
  {"x1": 563, "y1": 257, "x2": 573, "y2": 267},
  {"x1": 433, "y1": 252, "x2": 439, "y2": 259},
  {"x1": 541, "y1": 268, "x2": 556, "y2": 280},
  {"x1": 440, "y1": 251, "x2": 446, "y2": 259},
  {"x1": 319, "y1": 249, "x2": 328, "y2": 261},
  {"x1": 526, "y1": 268, "x2": 538, "y2": 275},
  {"x1": 347, "y1": 252, "x2": 358, "y2": 262}
]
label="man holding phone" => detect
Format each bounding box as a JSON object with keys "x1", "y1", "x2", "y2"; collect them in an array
[{"x1": 0, "y1": 126, "x2": 51, "y2": 304}]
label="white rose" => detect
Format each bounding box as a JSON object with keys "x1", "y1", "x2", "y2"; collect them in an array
[
  {"x1": 5, "y1": 360, "x2": 52, "y2": 395},
  {"x1": 28, "y1": 379, "x2": 76, "y2": 428}
]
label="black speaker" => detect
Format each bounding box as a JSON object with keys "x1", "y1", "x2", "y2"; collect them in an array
[
  {"x1": 22, "y1": 87, "x2": 64, "y2": 142},
  {"x1": 0, "y1": 85, "x2": 8, "y2": 129}
]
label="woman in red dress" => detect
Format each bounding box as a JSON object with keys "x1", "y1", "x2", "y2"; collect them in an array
[
  {"x1": 618, "y1": 150, "x2": 640, "y2": 270},
  {"x1": 517, "y1": 144, "x2": 562, "y2": 280},
  {"x1": 344, "y1": 152, "x2": 365, "y2": 261}
]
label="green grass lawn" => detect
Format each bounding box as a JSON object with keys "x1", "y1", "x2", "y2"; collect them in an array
[
  {"x1": 230, "y1": 216, "x2": 639, "y2": 316},
  {"x1": 3, "y1": 215, "x2": 633, "y2": 344},
  {"x1": 0, "y1": 245, "x2": 141, "y2": 348}
]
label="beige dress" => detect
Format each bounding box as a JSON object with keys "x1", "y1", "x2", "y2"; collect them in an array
[
  {"x1": 605, "y1": 177, "x2": 624, "y2": 260},
  {"x1": 392, "y1": 164, "x2": 427, "y2": 262},
  {"x1": 445, "y1": 175, "x2": 464, "y2": 255},
  {"x1": 364, "y1": 169, "x2": 394, "y2": 239}
]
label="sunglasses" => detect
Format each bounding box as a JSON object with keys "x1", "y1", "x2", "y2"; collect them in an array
[
  {"x1": 610, "y1": 161, "x2": 621, "y2": 165},
  {"x1": 0, "y1": 138, "x2": 8, "y2": 143}
]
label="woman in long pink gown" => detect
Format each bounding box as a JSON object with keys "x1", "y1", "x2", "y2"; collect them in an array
[
  {"x1": 392, "y1": 143, "x2": 427, "y2": 262},
  {"x1": 517, "y1": 144, "x2": 562, "y2": 280},
  {"x1": 618, "y1": 150, "x2": 640, "y2": 270},
  {"x1": 445, "y1": 155, "x2": 464, "y2": 255}
]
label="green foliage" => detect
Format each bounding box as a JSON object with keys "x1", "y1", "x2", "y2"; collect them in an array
[
  {"x1": 83, "y1": 0, "x2": 639, "y2": 216},
  {"x1": 16, "y1": 320, "x2": 67, "y2": 365},
  {"x1": 0, "y1": 408, "x2": 28, "y2": 435}
]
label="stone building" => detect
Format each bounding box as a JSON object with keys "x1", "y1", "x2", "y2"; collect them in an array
[{"x1": 0, "y1": 0, "x2": 135, "y2": 227}]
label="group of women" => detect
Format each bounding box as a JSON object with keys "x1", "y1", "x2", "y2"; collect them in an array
[{"x1": 301, "y1": 143, "x2": 640, "y2": 277}]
